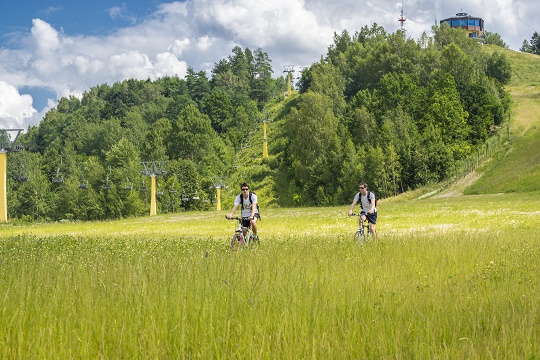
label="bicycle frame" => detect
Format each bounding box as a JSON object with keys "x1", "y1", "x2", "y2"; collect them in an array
[
  {"x1": 351, "y1": 212, "x2": 371, "y2": 244},
  {"x1": 227, "y1": 216, "x2": 255, "y2": 249}
]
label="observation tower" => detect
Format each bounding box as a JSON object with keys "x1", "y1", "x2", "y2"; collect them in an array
[{"x1": 440, "y1": 12, "x2": 484, "y2": 43}]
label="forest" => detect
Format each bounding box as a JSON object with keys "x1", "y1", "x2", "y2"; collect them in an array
[{"x1": 5, "y1": 23, "x2": 512, "y2": 221}]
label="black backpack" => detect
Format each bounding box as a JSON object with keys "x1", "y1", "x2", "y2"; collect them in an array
[
  {"x1": 240, "y1": 191, "x2": 261, "y2": 217},
  {"x1": 357, "y1": 191, "x2": 377, "y2": 207}
]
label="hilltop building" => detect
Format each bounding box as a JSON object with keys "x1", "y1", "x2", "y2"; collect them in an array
[{"x1": 440, "y1": 12, "x2": 484, "y2": 43}]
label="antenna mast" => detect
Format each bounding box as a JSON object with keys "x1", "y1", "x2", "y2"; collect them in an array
[{"x1": 398, "y1": 2, "x2": 406, "y2": 30}]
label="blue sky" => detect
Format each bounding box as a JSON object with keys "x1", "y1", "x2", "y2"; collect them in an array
[
  {"x1": 1, "y1": 0, "x2": 538, "y2": 130},
  {"x1": 0, "y1": 1, "x2": 153, "y2": 39}
]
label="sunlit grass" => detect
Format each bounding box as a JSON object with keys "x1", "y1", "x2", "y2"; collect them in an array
[{"x1": 1, "y1": 193, "x2": 540, "y2": 358}]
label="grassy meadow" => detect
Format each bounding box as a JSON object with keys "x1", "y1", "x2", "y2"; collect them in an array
[
  {"x1": 1, "y1": 193, "x2": 540, "y2": 359},
  {"x1": 1, "y1": 47, "x2": 540, "y2": 359}
]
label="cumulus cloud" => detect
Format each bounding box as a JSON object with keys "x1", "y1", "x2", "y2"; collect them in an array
[
  {"x1": 0, "y1": 0, "x2": 536, "y2": 130},
  {"x1": 0, "y1": 81, "x2": 38, "y2": 129}
]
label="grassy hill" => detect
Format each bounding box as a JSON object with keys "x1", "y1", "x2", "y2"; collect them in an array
[
  {"x1": 464, "y1": 46, "x2": 540, "y2": 194},
  {"x1": 237, "y1": 46, "x2": 540, "y2": 202}
]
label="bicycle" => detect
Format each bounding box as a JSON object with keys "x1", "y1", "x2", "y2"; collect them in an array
[
  {"x1": 350, "y1": 212, "x2": 371, "y2": 244},
  {"x1": 226, "y1": 216, "x2": 259, "y2": 249}
]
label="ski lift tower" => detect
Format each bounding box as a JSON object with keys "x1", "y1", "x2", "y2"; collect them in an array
[
  {"x1": 283, "y1": 65, "x2": 294, "y2": 97},
  {"x1": 140, "y1": 161, "x2": 167, "y2": 216},
  {"x1": 261, "y1": 112, "x2": 270, "y2": 159},
  {"x1": 0, "y1": 129, "x2": 23, "y2": 222},
  {"x1": 211, "y1": 177, "x2": 227, "y2": 211}
]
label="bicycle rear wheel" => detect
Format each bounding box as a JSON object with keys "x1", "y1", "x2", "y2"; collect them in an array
[{"x1": 354, "y1": 230, "x2": 365, "y2": 245}]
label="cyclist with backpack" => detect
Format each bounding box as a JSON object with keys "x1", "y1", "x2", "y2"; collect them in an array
[
  {"x1": 227, "y1": 182, "x2": 260, "y2": 239},
  {"x1": 348, "y1": 182, "x2": 377, "y2": 238}
]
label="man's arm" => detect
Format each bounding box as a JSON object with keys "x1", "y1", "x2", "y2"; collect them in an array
[
  {"x1": 368, "y1": 194, "x2": 376, "y2": 214},
  {"x1": 250, "y1": 202, "x2": 257, "y2": 219},
  {"x1": 348, "y1": 199, "x2": 357, "y2": 216},
  {"x1": 227, "y1": 204, "x2": 238, "y2": 219}
]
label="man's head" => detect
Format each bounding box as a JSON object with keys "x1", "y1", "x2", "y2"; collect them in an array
[
  {"x1": 358, "y1": 182, "x2": 368, "y2": 194},
  {"x1": 240, "y1": 182, "x2": 250, "y2": 194}
]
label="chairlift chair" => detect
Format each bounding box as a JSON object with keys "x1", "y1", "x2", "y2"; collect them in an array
[
  {"x1": 181, "y1": 191, "x2": 189, "y2": 201},
  {"x1": 155, "y1": 179, "x2": 163, "y2": 195},
  {"x1": 192, "y1": 191, "x2": 200, "y2": 200},
  {"x1": 169, "y1": 183, "x2": 178, "y2": 194},
  {"x1": 52, "y1": 155, "x2": 64, "y2": 183},
  {"x1": 78, "y1": 176, "x2": 88, "y2": 189},
  {"x1": 139, "y1": 179, "x2": 148, "y2": 191},
  {"x1": 124, "y1": 176, "x2": 133, "y2": 191},
  {"x1": 77, "y1": 165, "x2": 88, "y2": 189},
  {"x1": 17, "y1": 163, "x2": 29, "y2": 182},
  {"x1": 102, "y1": 166, "x2": 112, "y2": 190}
]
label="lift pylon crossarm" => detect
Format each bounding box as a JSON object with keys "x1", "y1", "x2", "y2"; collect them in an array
[
  {"x1": 0, "y1": 129, "x2": 24, "y2": 152},
  {"x1": 140, "y1": 161, "x2": 168, "y2": 176}
]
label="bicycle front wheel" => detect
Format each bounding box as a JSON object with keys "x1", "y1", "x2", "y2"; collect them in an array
[
  {"x1": 231, "y1": 233, "x2": 244, "y2": 249},
  {"x1": 354, "y1": 230, "x2": 365, "y2": 245}
]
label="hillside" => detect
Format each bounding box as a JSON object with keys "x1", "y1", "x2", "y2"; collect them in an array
[{"x1": 430, "y1": 46, "x2": 540, "y2": 197}]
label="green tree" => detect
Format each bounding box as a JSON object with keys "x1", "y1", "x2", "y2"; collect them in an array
[
  {"x1": 142, "y1": 118, "x2": 170, "y2": 161},
  {"x1": 250, "y1": 48, "x2": 274, "y2": 108},
  {"x1": 169, "y1": 105, "x2": 219, "y2": 163},
  {"x1": 520, "y1": 32, "x2": 540, "y2": 54},
  {"x1": 307, "y1": 59, "x2": 347, "y2": 117},
  {"x1": 482, "y1": 31, "x2": 508, "y2": 48},
  {"x1": 186, "y1": 67, "x2": 210, "y2": 105},
  {"x1": 486, "y1": 52, "x2": 512, "y2": 84},
  {"x1": 422, "y1": 74, "x2": 470, "y2": 159},
  {"x1": 200, "y1": 89, "x2": 234, "y2": 133},
  {"x1": 338, "y1": 139, "x2": 365, "y2": 203},
  {"x1": 287, "y1": 92, "x2": 343, "y2": 204}
]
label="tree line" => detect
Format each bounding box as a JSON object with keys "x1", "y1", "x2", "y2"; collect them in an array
[{"x1": 7, "y1": 23, "x2": 512, "y2": 220}]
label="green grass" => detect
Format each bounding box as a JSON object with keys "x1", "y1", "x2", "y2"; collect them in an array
[
  {"x1": 464, "y1": 47, "x2": 540, "y2": 195},
  {"x1": 1, "y1": 47, "x2": 540, "y2": 359},
  {"x1": 1, "y1": 194, "x2": 540, "y2": 358}
]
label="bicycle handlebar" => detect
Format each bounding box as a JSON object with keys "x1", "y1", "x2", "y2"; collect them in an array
[
  {"x1": 350, "y1": 212, "x2": 373, "y2": 216},
  {"x1": 225, "y1": 216, "x2": 251, "y2": 221}
]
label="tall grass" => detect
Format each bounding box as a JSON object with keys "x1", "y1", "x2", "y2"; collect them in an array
[{"x1": 1, "y1": 193, "x2": 540, "y2": 358}]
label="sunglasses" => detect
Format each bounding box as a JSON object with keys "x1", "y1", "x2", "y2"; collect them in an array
[
  {"x1": 242, "y1": 188, "x2": 249, "y2": 191},
  {"x1": 359, "y1": 187, "x2": 365, "y2": 190}
]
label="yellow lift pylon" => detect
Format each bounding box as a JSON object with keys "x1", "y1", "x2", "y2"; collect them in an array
[
  {"x1": 140, "y1": 161, "x2": 167, "y2": 216},
  {"x1": 0, "y1": 129, "x2": 23, "y2": 222},
  {"x1": 283, "y1": 65, "x2": 294, "y2": 97}
]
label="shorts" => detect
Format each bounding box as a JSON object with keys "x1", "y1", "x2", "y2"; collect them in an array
[
  {"x1": 361, "y1": 211, "x2": 377, "y2": 225},
  {"x1": 241, "y1": 213, "x2": 260, "y2": 228}
]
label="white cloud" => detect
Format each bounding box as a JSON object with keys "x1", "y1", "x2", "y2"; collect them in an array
[
  {"x1": 31, "y1": 19, "x2": 61, "y2": 54},
  {"x1": 0, "y1": 0, "x2": 538, "y2": 131},
  {"x1": 154, "y1": 52, "x2": 189, "y2": 78},
  {"x1": 0, "y1": 81, "x2": 38, "y2": 129}
]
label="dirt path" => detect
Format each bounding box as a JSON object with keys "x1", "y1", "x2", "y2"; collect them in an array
[{"x1": 431, "y1": 170, "x2": 483, "y2": 198}]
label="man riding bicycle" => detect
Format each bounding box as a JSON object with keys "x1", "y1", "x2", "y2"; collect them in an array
[
  {"x1": 227, "y1": 182, "x2": 259, "y2": 239},
  {"x1": 348, "y1": 182, "x2": 377, "y2": 238}
]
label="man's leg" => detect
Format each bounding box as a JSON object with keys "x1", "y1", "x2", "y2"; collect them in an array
[{"x1": 251, "y1": 218, "x2": 258, "y2": 235}]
